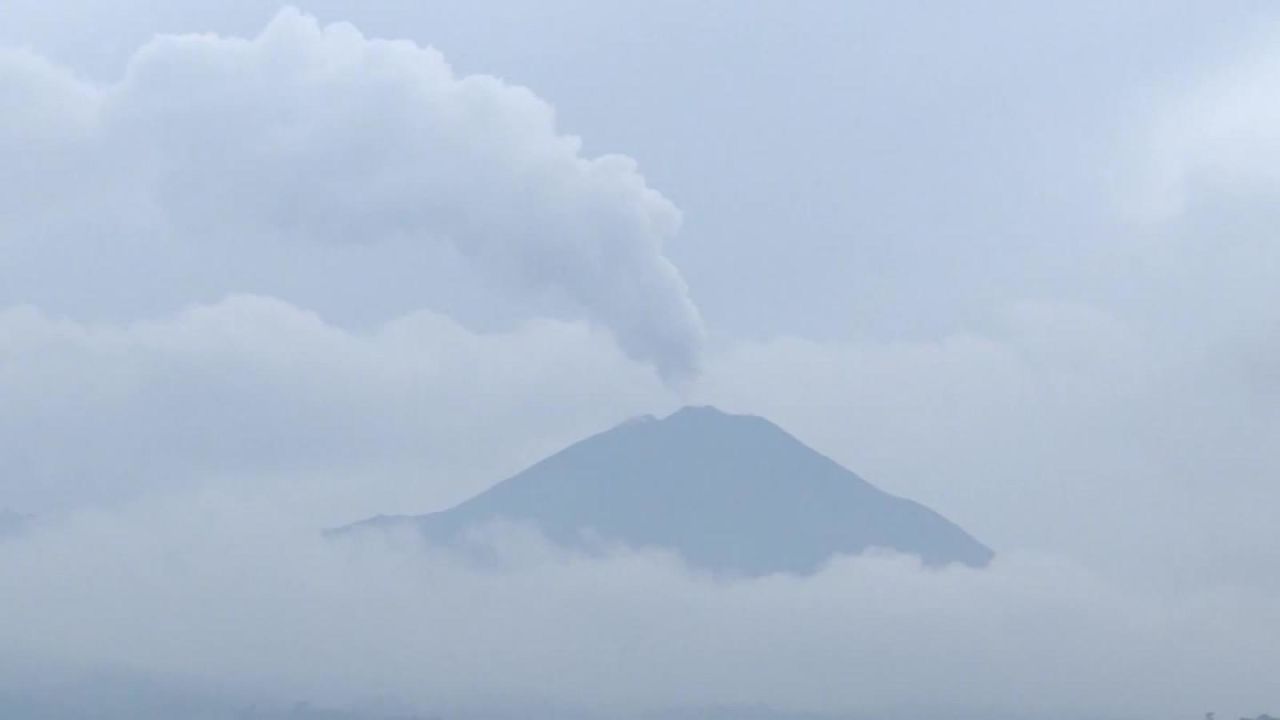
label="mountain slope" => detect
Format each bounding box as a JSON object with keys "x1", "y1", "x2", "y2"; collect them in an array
[{"x1": 344, "y1": 406, "x2": 993, "y2": 574}]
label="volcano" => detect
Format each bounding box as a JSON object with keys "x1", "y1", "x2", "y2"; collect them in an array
[{"x1": 340, "y1": 406, "x2": 993, "y2": 574}]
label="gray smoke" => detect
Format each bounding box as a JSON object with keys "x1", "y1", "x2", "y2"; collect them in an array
[{"x1": 0, "y1": 8, "x2": 704, "y2": 381}]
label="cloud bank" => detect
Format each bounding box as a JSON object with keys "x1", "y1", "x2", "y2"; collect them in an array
[
  {"x1": 0, "y1": 295, "x2": 667, "y2": 515},
  {"x1": 2, "y1": 501, "x2": 1278, "y2": 720},
  {"x1": 1, "y1": 290, "x2": 1278, "y2": 719}
]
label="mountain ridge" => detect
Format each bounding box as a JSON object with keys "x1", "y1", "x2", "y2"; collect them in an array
[{"x1": 338, "y1": 406, "x2": 993, "y2": 574}]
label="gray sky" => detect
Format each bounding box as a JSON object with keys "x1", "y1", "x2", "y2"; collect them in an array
[{"x1": 2, "y1": 3, "x2": 1279, "y2": 718}]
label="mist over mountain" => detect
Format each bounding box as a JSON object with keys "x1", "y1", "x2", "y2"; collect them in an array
[
  {"x1": 11, "y1": 4, "x2": 1280, "y2": 718},
  {"x1": 0, "y1": 510, "x2": 29, "y2": 539},
  {"x1": 341, "y1": 406, "x2": 992, "y2": 573}
]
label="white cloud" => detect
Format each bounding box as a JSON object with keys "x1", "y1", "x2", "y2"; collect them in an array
[
  {"x1": 1, "y1": 500, "x2": 1277, "y2": 719},
  {"x1": 1138, "y1": 24, "x2": 1280, "y2": 222},
  {"x1": 3, "y1": 291, "x2": 1278, "y2": 592},
  {"x1": 0, "y1": 295, "x2": 669, "y2": 516},
  {"x1": 0, "y1": 8, "x2": 703, "y2": 381}
]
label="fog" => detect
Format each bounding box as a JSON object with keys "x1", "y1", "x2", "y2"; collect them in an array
[
  {"x1": 2, "y1": 3, "x2": 1279, "y2": 718},
  {"x1": 2, "y1": 498, "x2": 1276, "y2": 719}
]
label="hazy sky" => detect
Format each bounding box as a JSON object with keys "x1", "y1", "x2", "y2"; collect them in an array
[{"x1": 2, "y1": 3, "x2": 1279, "y2": 718}]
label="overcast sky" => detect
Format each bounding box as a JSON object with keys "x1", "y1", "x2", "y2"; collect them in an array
[{"x1": 2, "y1": 3, "x2": 1279, "y2": 718}]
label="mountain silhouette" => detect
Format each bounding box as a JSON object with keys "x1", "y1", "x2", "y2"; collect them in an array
[{"x1": 340, "y1": 406, "x2": 993, "y2": 574}]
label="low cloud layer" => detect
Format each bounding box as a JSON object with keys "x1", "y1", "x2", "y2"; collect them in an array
[
  {"x1": 696, "y1": 300, "x2": 1280, "y2": 592},
  {"x1": 1, "y1": 501, "x2": 1277, "y2": 720},
  {"x1": 0, "y1": 295, "x2": 667, "y2": 515},
  {"x1": 1, "y1": 290, "x2": 1278, "y2": 718}
]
